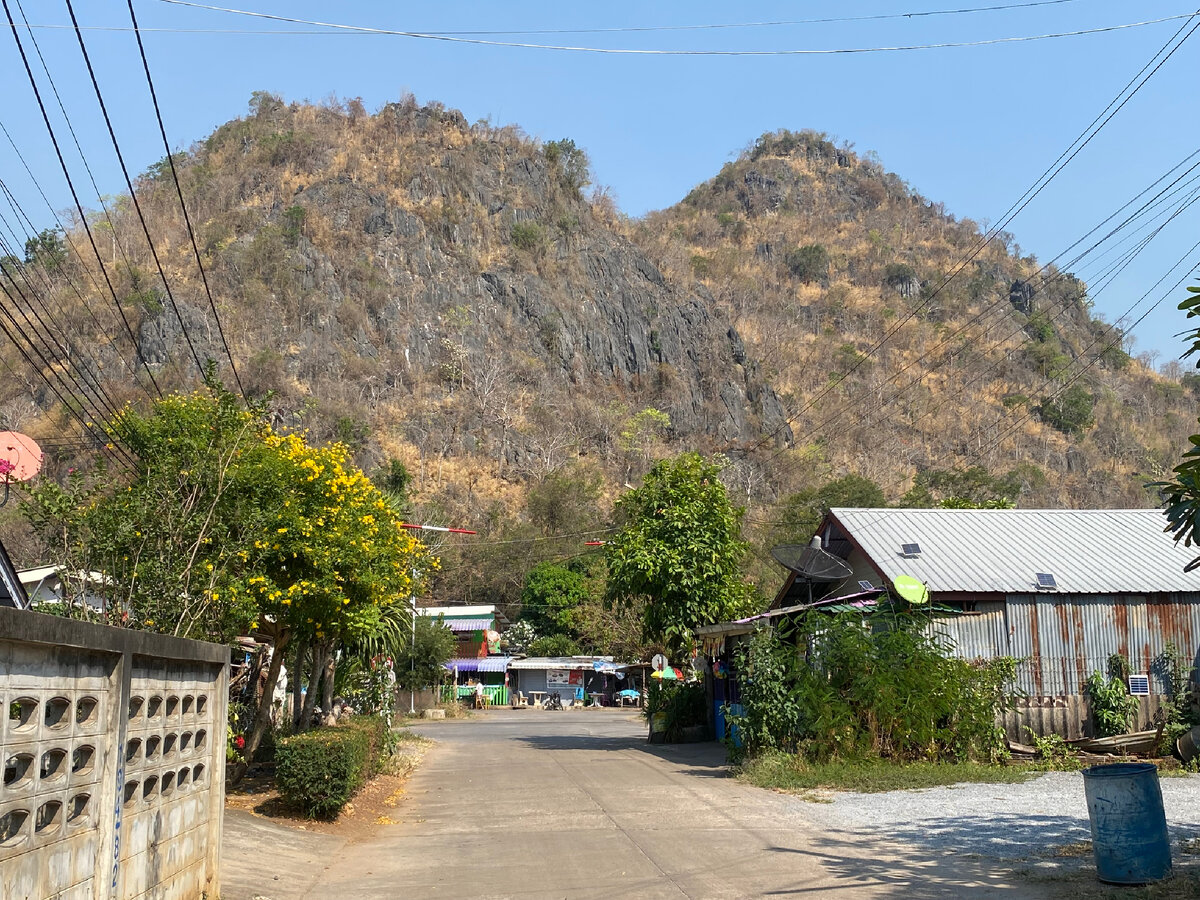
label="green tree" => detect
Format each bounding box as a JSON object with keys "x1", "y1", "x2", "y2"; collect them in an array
[
  {"x1": 605, "y1": 452, "x2": 755, "y2": 658},
  {"x1": 1038, "y1": 385, "x2": 1095, "y2": 436},
  {"x1": 519, "y1": 561, "x2": 588, "y2": 638},
  {"x1": 1156, "y1": 283, "x2": 1200, "y2": 570},
  {"x1": 543, "y1": 138, "x2": 591, "y2": 195},
  {"x1": 778, "y1": 474, "x2": 886, "y2": 542},
  {"x1": 528, "y1": 634, "x2": 581, "y2": 657},
  {"x1": 24, "y1": 227, "x2": 67, "y2": 273},
  {"x1": 785, "y1": 244, "x2": 829, "y2": 283},
  {"x1": 24, "y1": 378, "x2": 432, "y2": 761},
  {"x1": 393, "y1": 614, "x2": 456, "y2": 692}
]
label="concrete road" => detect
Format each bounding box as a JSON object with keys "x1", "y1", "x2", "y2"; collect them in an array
[{"x1": 223, "y1": 709, "x2": 1048, "y2": 899}]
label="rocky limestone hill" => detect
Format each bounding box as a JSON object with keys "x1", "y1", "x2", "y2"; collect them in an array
[{"x1": 0, "y1": 98, "x2": 1192, "y2": 604}]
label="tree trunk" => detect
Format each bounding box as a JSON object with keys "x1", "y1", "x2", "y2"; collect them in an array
[
  {"x1": 231, "y1": 627, "x2": 290, "y2": 784},
  {"x1": 291, "y1": 638, "x2": 307, "y2": 729},
  {"x1": 299, "y1": 642, "x2": 328, "y2": 730},
  {"x1": 321, "y1": 650, "x2": 336, "y2": 713}
]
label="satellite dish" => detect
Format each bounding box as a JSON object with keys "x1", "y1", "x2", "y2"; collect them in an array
[
  {"x1": 892, "y1": 574, "x2": 929, "y2": 605},
  {"x1": 0, "y1": 432, "x2": 42, "y2": 482},
  {"x1": 770, "y1": 544, "x2": 852, "y2": 582}
]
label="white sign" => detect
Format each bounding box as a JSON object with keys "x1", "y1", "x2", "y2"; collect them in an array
[
  {"x1": 651, "y1": 653, "x2": 668, "y2": 672},
  {"x1": 547, "y1": 669, "x2": 571, "y2": 686}
]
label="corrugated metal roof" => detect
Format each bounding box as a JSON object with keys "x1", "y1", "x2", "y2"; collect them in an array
[
  {"x1": 439, "y1": 618, "x2": 494, "y2": 633},
  {"x1": 444, "y1": 656, "x2": 512, "y2": 673},
  {"x1": 508, "y1": 656, "x2": 614, "y2": 671},
  {"x1": 828, "y1": 508, "x2": 1200, "y2": 594}
]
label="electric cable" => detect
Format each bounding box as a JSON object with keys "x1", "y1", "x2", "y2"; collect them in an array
[
  {"x1": 156, "y1": 1, "x2": 1198, "y2": 55},
  {"x1": 745, "y1": 10, "x2": 1200, "y2": 454},
  {"x1": 0, "y1": 229, "x2": 128, "y2": 425},
  {"x1": 0, "y1": 170, "x2": 158, "y2": 405},
  {"x1": 1, "y1": 0, "x2": 163, "y2": 398},
  {"x1": 125, "y1": 0, "x2": 246, "y2": 400},
  {"x1": 64, "y1": 0, "x2": 208, "y2": 381},
  {"x1": 782, "y1": 151, "x2": 1200, "y2": 454},
  {"x1": 15, "y1": 0, "x2": 137, "y2": 279}
]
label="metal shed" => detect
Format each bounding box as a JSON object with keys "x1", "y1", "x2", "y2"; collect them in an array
[{"x1": 809, "y1": 508, "x2": 1200, "y2": 738}]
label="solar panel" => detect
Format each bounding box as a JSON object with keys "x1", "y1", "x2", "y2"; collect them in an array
[
  {"x1": 901, "y1": 542, "x2": 921, "y2": 556},
  {"x1": 858, "y1": 580, "x2": 874, "y2": 591},
  {"x1": 1036, "y1": 573, "x2": 1058, "y2": 589},
  {"x1": 1128, "y1": 674, "x2": 1150, "y2": 696}
]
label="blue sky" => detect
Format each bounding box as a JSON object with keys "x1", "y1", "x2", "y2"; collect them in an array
[{"x1": 2, "y1": 1, "x2": 1198, "y2": 364}]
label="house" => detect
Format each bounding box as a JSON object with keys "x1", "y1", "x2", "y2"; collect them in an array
[
  {"x1": 416, "y1": 604, "x2": 512, "y2": 704},
  {"x1": 16, "y1": 565, "x2": 106, "y2": 611},
  {"x1": 507, "y1": 657, "x2": 637, "y2": 706},
  {"x1": 808, "y1": 508, "x2": 1200, "y2": 737}
]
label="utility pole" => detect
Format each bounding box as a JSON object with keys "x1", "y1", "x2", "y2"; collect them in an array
[{"x1": 410, "y1": 568, "x2": 417, "y2": 716}]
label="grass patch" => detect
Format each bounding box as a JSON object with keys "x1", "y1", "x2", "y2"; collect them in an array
[{"x1": 737, "y1": 751, "x2": 1038, "y2": 795}]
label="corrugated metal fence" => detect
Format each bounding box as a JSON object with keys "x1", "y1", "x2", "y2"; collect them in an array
[{"x1": 930, "y1": 593, "x2": 1200, "y2": 739}]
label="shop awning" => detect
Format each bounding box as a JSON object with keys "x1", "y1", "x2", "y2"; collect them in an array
[
  {"x1": 443, "y1": 656, "x2": 512, "y2": 673},
  {"x1": 508, "y1": 656, "x2": 615, "y2": 671},
  {"x1": 436, "y1": 617, "x2": 495, "y2": 633}
]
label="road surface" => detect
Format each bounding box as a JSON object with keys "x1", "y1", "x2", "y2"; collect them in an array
[{"x1": 222, "y1": 709, "x2": 1048, "y2": 899}]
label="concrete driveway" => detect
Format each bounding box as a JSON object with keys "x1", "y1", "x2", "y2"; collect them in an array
[{"x1": 223, "y1": 709, "x2": 1048, "y2": 899}]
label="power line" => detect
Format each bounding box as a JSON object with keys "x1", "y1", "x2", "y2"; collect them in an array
[
  {"x1": 783, "y1": 149, "x2": 1200, "y2": 454},
  {"x1": 157, "y1": 1, "x2": 1198, "y2": 55},
  {"x1": 1, "y1": 0, "x2": 164, "y2": 398},
  {"x1": 20, "y1": 1, "x2": 1089, "y2": 37},
  {"x1": 125, "y1": 0, "x2": 246, "y2": 401},
  {"x1": 0, "y1": 168, "x2": 157, "y2": 404},
  {"x1": 14, "y1": 0, "x2": 137, "y2": 279},
  {"x1": 64, "y1": 0, "x2": 208, "y2": 382},
  {"x1": 747, "y1": 10, "x2": 1200, "y2": 456}
]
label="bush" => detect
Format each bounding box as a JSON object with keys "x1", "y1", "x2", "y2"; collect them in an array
[
  {"x1": 511, "y1": 221, "x2": 546, "y2": 252},
  {"x1": 1038, "y1": 385, "x2": 1095, "y2": 436},
  {"x1": 785, "y1": 244, "x2": 829, "y2": 283},
  {"x1": 645, "y1": 681, "x2": 706, "y2": 741},
  {"x1": 275, "y1": 717, "x2": 390, "y2": 818},
  {"x1": 727, "y1": 613, "x2": 1016, "y2": 764}
]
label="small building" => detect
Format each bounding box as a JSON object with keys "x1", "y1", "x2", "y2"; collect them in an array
[
  {"x1": 805, "y1": 507, "x2": 1200, "y2": 738},
  {"x1": 417, "y1": 604, "x2": 511, "y2": 704},
  {"x1": 508, "y1": 657, "x2": 637, "y2": 706},
  {"x1": 17, "y1": 565, "x2": 107, "y2": 611}
]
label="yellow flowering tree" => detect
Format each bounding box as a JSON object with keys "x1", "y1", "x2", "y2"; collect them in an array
[{"x1": 25, "y1": 377, "x2": 434, "y2": 760}]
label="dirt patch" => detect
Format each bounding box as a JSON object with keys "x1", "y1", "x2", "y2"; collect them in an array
[{"x1": 224, "y1": 733, "x2": 430, "y2": 841}]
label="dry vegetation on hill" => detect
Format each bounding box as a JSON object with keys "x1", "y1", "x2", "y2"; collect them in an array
[{"x1": 0, "y1": 97, "x2": 1192, "y2": 613}]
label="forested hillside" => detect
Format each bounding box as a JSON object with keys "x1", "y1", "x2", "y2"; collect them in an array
[{"x1": 1, "y1": 95, "x2": 1192, "y2": 619}]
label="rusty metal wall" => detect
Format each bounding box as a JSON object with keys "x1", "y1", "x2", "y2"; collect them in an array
[{"x1": 1003, "y1": 592, "x2": 1200, "y2": 696}]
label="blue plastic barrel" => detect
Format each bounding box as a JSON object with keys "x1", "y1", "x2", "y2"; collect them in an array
[{"x1": 1081, "y1": 762, "x2": 1172, "y2": 884}]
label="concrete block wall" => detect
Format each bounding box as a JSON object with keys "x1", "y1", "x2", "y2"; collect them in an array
[{"x1": 0, "y1": 608, "x2": 228, "y2": 900}]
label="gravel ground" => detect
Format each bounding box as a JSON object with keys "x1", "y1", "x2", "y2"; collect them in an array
[{"x1": 796, "y1": 771, "x2": 1200, "y2": 866}]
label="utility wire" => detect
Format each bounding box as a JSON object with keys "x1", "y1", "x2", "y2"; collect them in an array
[
  {"x1": 747, "y1": 10, "x2": 1200, "y2": 456},
  {"x1": 64, "y1": 0, "x2": 208, "y2": 382},
  {"x1": 157, "y1": 1, "x2": 1198, "y2": 55},
  {"x1": 1, "y1": 0, "x2": 163, "y2": 398},
  {"x1": 783, "y1": 150, "x2": 1200, "y2": 453},
  {"x1": 0, "y1": 169, "x2": 157, "y2": 404},
  {"x1": 15, "y1": 0, "x2": 137, "y2": 278},
  {"x1": 0, "y1": 274, "x2": 133, "y2": 465},
  {"x1": 0, "y1": 230, "x2": 127, "y2": 425},
  {"x1": 126, "y1": 0, "x2": 246, "y2": 401},
  {"x1": 21, "y1": 1, "x2": 1088, "y2": 36}
]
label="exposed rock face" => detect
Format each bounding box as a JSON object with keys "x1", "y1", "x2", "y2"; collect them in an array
[{"x1": 132, "y1": 99, "x2": 793, "y2": 464}]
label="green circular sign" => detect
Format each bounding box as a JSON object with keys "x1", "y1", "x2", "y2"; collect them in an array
[{"x1": 893, "y1": 574, "x2": 929, "y2": 605}]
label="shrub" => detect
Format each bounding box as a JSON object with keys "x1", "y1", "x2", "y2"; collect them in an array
[
  {"x1": 727, "y1": 613, "x2": 1016, "y2": 764},
  {"x1": 1038, "y1": 385, "x2": 1095, "y2": 436},
  {"x1": 275, "y1": 717, "x2": 390, "y2": 818},
  {"x1": 645, "y1": 681, "x2": 706, "y2": 741},
  {"x1": 511, "y1": 221, "x2": 546, "y2": 252},
  {"x1": 785, "y1": 244, "x2": 829, "y2": 283}
]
